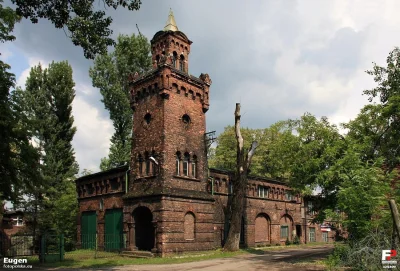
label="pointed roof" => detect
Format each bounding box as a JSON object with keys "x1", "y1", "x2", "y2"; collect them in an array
[{"x1": 164, "y1": 8, "x2": 179, "y2": 32}]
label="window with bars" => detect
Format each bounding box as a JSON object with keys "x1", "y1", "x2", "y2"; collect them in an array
[
  {"x1": 183, "y1": 153, "x2": 189, "y2": 176},
  {"x1": 280, "y1": 225, "x2": 289, "y2": 239},
  {"x1": 307, "y1": 201, "x2": 316, "y2": 215},
  {"x1": 192, "y1": 156, "x2": 197, "y2": 178},
  {"x1": 258, "y1": 186, "x2": 269, "y2": 198},
  {"x1": 285, "y1": 191, "x2": 293, "y2": 201},
  {"x1": 176, "y1": 157, "x2": 180, "y2": 175},
  {"x1": 309, "y1": 227, "x2": 316, "y2": 242}
]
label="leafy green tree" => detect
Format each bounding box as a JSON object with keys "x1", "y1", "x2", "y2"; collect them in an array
[
  {"x1": 10, "y1": 0, "x2": 142, "y2": 59},
  {"x1": 0, "y1": 3, "x2": 41, "y2": 202},
  {"x1": 0, "y1": 0, "x2": 21, "y2": 44},
  {"x1": 0, "y1": 61, "x2": 41, "y2": 202},
  {"x1": 19, "y1": 61, "x2": 78, "y2": 238},
  {"x1": 90, "y1": 33, "x2": 152, "y2": 170},
  {"x1": 353, "y1": 47, "x2": 400, "y2": 170},
  {"x1": 210, "y1": 126, "x2": 264, "y2": 173}
]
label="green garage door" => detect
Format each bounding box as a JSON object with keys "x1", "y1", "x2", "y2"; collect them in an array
[
  {"x1": 105, "y1": 209, "x2": 123, "y2": 251},
  {"x1": 81, "y1": 211, "x2": 97, "y2": 249}
]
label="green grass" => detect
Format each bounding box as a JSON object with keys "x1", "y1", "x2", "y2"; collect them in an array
[
  {"x1": 37, "y1": 249, "x2": 245, "y2": 269},
  {"x1": 32, "y1": 243, "x2": 335, "y2": 269}
]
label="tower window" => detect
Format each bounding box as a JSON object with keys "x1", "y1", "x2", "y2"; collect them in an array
[
  {"x1": 138, "y1": 154, "x2": 143, "y2": 176},
  {"x1": 176, "y1": 152, "x2": 181, "y2": 175},
  {"x1": 145, "y1": 152, "x2": 150, "y2": 176},
  {"x1": 179, "y1": 55, "x2": 185, "y2": 72},
  {"x1": 183, "y1": 153, "x2": 190, "y2": 176},
  {"x1": 182, "y1": 114, "x2": 191, "y2": 124},
  {"x1": 144, "y1": 113, "x2": 152, "y2": 124},
  {"x1": 172, "y1": 51, "x2": 178, "y2": 68},
  {"x1": 192, "y1": 155, "x2": 197, "y2": 178}
]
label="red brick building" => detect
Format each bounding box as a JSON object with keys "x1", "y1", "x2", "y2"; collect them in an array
[{"x1": 75, "y1": 10, "x2": 337, "y2": 256}]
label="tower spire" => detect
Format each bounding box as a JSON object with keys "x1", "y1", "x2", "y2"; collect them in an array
[{"x1": 164, "y1": 8, "x2": 179, "y2": 31}]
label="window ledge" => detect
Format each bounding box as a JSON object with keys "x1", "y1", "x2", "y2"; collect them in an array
[{"x1": 173, "y1": 175, "x2": 200, "y2": 182}]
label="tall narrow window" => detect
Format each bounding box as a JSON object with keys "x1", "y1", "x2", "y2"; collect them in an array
[
  {"x1": 184, "y1": 212, "x2": 195, "y2": 240},
  {"x1": 172, "y1": 51, "x2": 178, "y2": 68},
  {"x1": 176, "y1": 152, "x2": 181, "y2": 176},
  {"x1": 138, "y1": 155, "x2": 143, "y2": 176},
  {"x1": 228, "y1": 182, "x2": 233, "y2": 194},
  {"x1": 146, "y1": 159, "x2": 150, "y2": 176},
  {"x1": 183, "y1": 153, "x2": 189, "y2": 176},
  {"x1": 179, "y1": 55, "x2": 185, "y2": 72},
  {"x1": 280, "y1": 225, "x2": 289, "y2": 239},
  {"x1": 309, "y1": 227, "x2": 316, "y2": 242},
  {"x1": 191, "y1": 155, "x2": 197, "y2": 178},
  {"x1": 151, "y1": 151, "x2": 157, "y2": 176}
]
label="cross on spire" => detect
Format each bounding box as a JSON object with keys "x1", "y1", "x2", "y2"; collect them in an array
[{"x1": 164, "y1": 8, "x2": 179, "y2": 32}]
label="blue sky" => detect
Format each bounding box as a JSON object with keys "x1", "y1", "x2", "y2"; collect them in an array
[{"x1": 1, "y1": 0, "x2": 400, "y2": 173}]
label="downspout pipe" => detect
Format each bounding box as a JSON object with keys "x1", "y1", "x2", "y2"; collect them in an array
[{"x1": 125, "y1": 166, "x2": 130, "y2": 194}]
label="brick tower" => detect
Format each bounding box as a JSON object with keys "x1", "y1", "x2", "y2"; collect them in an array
[{"x1": 123, "y1": 9, "x2": 215, "y2": 255}]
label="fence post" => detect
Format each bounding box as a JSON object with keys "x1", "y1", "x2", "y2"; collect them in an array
[
  {"x1": 60, "y1": 234, "x2": 64, "y2": 261},
  {"x1": 40, "y1": 234, "x2": 45, "y2": 263},
  {"x1": 95, "y1": 233, "x2": 98, "y2": 259}
]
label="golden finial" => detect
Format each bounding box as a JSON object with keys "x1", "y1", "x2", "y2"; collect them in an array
[{"x1": 164, "y1": 8, "x2": 179, "y2": 31}]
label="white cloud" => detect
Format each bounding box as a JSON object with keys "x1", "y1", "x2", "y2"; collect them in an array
[
  {"x1": 72, "y1": 95, "x2": 113, "y2": 172},
  {"x1": 16, "y1": 57, "x2": 49, "y2": 88},
  {"x1": 6, "y1": 0, "x2": 400, "y2": 173}
]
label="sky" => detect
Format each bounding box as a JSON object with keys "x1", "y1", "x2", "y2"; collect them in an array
[{"x1": 1, "y1": 0, "x2": 400, "y2": 174}]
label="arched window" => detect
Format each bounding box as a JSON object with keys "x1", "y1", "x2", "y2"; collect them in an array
[
  {"x1": 183, "y1": 152, "x2": 190, "y2": 176},
  {"x1": 172, "y1": 51, "x2": 178, "y2": 68},
  {"x1": 151, "y1": 151, "x2": 157, "y2": 176},
  {"x1": 176, "y1": 152, "x2": 181, "y2": 176},
  {"x1": 179, "y1": 55, "x2": 185, "y2": 72},
  {"x1": 145, "y1": 152, "x2": 150, "y2": 176},
  {"x1": 184, "y1": 212, "x2": 195, "y2": 240},
  {"x1": 138, "y1": 154, "x2": 143, "y2": 176},
  {"x1": 191, "y1": 155, "x2": 197, "y2": 178}
]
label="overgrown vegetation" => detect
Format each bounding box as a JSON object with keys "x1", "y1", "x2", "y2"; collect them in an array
[{"x1": 211, "y1": 47, "x2": 400, "y2": 267}]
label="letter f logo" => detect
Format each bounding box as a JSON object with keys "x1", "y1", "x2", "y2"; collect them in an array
[{"x1": 382, "y1": 250, "x2": 397, "y2": 261}]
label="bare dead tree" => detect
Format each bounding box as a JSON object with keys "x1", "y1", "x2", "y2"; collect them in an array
[{"x1": 223, "y1": 103, "x2": 258, "y2": 251}]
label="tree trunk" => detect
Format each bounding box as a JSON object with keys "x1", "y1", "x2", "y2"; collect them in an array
[{"x1": 223, "y1": 103, "x2": 258, "y2": 251}]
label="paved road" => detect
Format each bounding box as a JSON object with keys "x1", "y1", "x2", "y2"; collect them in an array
[{"x1": 91, "y1": 245, "x2": 333, "y2": 271}]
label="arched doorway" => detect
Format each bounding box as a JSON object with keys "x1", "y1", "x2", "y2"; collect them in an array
[
  {"x1": 255, "y1": 213, "x2": 271, "y2": 244},
  {"x1": 133, "y1": 206, "x2": 154, "y2": 251}
]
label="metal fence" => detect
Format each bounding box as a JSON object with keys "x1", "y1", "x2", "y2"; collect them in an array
[{"x1": 0, "y1": 233, "x2": 126, "y2": 263}]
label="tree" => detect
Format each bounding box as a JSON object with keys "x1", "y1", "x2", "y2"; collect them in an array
[
  {"x1": 359, "y1": 47, "x2": 400, "y2": 170},
  {"x1": 19, "y1": 61, "x2": 78, "y2": 238},
  {"x1": 0, "y1": 0, "x2": 21, "y2": 44},
  {"x1": 10, "y1": 0, "x2": 142, "y2": 59},
  {"x1": 0, "y1": 61, "x2": 41, "y2": 202},
  {"x1": 223, "y1": 103, "x2": 258, "y2": 251},
  {"x1": 89, "y1": 33, "x2": 152, "y2": 170}
]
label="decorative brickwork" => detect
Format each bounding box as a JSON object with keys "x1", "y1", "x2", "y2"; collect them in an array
[{"x1": 75, "y1": 11, "x2": 340, "y2": 257}]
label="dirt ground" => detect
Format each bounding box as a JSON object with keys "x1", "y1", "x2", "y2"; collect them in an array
[{"x1": 66, "y1": 245, "x2": 333, "y2": 271}]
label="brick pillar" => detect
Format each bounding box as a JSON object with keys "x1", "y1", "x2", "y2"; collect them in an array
[
  {"x1": 270, "y1": 223, "x2": 281, "y2": 245},
  {"x1": 151, "y1": 221, "x2": 158, "y2": 253},
  {"x1": 128, "y1": 222, "x2": 137, "y2": 250}
]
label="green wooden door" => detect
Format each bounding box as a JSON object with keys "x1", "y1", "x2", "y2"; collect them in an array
[
  {"x1": 105, "y1": 209, "x2": 123, "y2": 251},
  {"x1": 81, "y1": 211, "x2": 96, "y2": 249}
]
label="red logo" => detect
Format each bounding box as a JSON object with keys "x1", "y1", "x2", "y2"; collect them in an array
[{"x1": 382, "y1": 250, "x2": 397, "y2": 261}]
